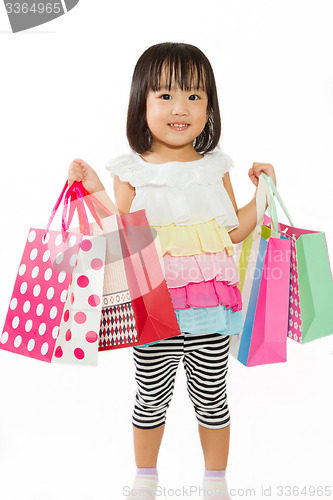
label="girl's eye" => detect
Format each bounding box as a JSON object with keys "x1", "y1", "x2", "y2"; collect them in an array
[
  {"x1": 160, "y1": 94, "x2": 172, "y2": 100},
  {"x1": 189, "y1": 94, "x2": 199, "y2": 101}
]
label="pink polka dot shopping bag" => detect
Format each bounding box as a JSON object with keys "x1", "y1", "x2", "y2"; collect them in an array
[{"x1": 0, "y1": 181, "x2": 107, "y2": 365}]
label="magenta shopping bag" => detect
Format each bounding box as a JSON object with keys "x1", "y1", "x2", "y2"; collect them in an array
[
  {"x1": 247, "y1": 226, "x2": 291, "y2": 366},
  {"x1": 231, "y1": 173, "x2": 291, "y2": 366}
]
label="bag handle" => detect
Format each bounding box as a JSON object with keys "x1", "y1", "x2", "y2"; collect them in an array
[
  {"x1": 43, "y1": 180, "x2": 73, "y2": 242},
  {"x1": 67, "y1": 181, "x2": 114, "y2": 234},
  {"x1": 63, "y1": 182, "x2": 91, "y2": 235},
  {"x1": 261, "y1": 172, "x2": 294, "y2": 229},
  {"x1": 254, "y1": 174, "x2": 277, "y2": 237},
  {"x1": 255, "y1": 172, "x2": 294, "y2": 235},
  {"x1": 43, "y1": 181, "x2": 116, "y2": 242}
]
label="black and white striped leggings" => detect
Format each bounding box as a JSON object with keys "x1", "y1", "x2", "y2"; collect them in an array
[{"x1": 132, "y1": 332, "x2": 231, "y2": 430}]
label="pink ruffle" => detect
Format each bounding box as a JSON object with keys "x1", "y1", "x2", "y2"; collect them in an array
[
  {"x1": 162, "y1": 249, "x2": 240, "y2": 287},
  {"x1": 169, "y1": 278, "x2": 242, "y2": 312}
]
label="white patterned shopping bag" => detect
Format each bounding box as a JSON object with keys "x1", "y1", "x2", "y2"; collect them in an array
[{"x1": 52, "y1": 234, "x2": 106, "y2": 365}]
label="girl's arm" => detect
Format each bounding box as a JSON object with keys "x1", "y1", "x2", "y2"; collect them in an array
[
  {"x1": 223, "y1": 163, "x2": 276, "y2": 244},
  {"x1": 113, "y1": 176, "x2": 136, "y2": 215},
  {"x1": 68, "y1": 159, "x2": 135, "y2": 218}
]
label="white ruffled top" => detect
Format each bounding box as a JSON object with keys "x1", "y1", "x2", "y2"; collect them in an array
[{"x1": 105, "y1": 149, "x2": 239, "y2": 231}]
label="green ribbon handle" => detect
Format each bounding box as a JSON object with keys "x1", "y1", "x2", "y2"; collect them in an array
[{"x1": 261, "y1": 172, "x2": 294, "y2": 232}]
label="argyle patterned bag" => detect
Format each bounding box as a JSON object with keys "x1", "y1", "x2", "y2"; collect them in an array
[
  {"x1": 96, "y1": 216, "x2": 139, "y2": 351},
  {"x1": 99, "y1": 298, "x2": 136, "y2": 350}
]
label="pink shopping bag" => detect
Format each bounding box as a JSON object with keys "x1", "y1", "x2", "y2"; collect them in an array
[
  {"x1": 231, "y1": 173, "x2": 291, "y2": 366},
  {"x1": 0, "y1": 182, "x2": 106, "y2": 364}
]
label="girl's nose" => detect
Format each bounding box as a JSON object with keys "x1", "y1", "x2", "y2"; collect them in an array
[{"x1": 171, "y1": 98, "x2": 189, "y2": 116}]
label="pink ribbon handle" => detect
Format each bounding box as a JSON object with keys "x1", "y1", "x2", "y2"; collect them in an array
[
  {"x1": 62, "y1": 182, "x2": 91, "y2": 241},
  {"x1": 74, "y1": 183, "x2": 99, "y2": 231},
  {"x1": 65, "y1": 183, "x2": 100, "y2": 233},
  {"x1": 66, "y1": 182, "x2": 115, "y2": 233},
  {"x1": 43, "y1": 180, "x2": 71, "y2": 242},
  {"x1": 67, "y1": 192, "x2": 77, "y2": 230},
  {"x1": 71, "y1": 183, "x2": 91, "y2": 235}
]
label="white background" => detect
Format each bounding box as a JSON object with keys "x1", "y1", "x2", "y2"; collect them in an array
[{"x1": 0, "y1": 1, "x2": 333, "y2": 499}]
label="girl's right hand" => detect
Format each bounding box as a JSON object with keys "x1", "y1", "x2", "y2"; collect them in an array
[{"x1": 68, "y1": 158, "x2": 105, "y2": 194}]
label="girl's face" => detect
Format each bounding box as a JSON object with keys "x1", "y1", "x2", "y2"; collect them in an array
[{"x1": 145, "y1": 76, "x2": 209, "y2": 151}]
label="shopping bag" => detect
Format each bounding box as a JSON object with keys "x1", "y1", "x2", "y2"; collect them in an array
[
  {"x1": 96, "y1": 215, "x2": 139, "y2": 351},
  {"x1": 67, "y1": 182, "x2": 182, "y2": 349},
  {"x1": 51, "y1": 233, "x2": 106, "y2": 366},
  {"x1": 230, "y1": 173, "x2": 292, "y2": 366},
  {"x1": 68, "y1": 197, "x2": 139, "y2": 350},
  {"x1": 117, "y1": 210, "x2": 182, "y2": 346},
  {"x1": 278, "y1": 221, "x2": 333, "y2": 344},
  {"x1": 0, "y1": 182, "x2": 106, "y2": 365}
]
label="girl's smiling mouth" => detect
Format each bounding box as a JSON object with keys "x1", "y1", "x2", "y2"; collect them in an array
[{"x1": 168, "y1": 123, "x2": 190, "y2": 131}]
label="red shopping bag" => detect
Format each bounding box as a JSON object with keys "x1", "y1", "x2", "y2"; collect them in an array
[
  {"x1": 117, "y1": 210, "x2": 182, "y2": 346},
  {"x1": 66, "y1": 183, "x2": 182, "y2": 349}
]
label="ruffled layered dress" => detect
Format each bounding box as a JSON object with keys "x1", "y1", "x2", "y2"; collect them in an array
[{"x1": 105, "y1": 149, "x2": 243, "y2": 346}]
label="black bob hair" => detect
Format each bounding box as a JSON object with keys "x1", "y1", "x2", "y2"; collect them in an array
[{"x1": 126, "y1": 42, "x2": 221, "y2": 155}]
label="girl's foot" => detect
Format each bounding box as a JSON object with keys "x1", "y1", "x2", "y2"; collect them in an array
[
  {"x1": 126, "y1": 468, "x2": 159, "y2": 500},
  {"x1": 201, "y1": 469, "x2": 230, "y2": 499}
]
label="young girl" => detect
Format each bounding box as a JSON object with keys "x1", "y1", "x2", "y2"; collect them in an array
[{"x1": 68, "y1": 42, "x2": 276, "y2": 500}]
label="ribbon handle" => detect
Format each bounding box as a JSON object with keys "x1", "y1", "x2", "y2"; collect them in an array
[
  {"x1": 261, "y1": 172, "x2": 294, "y2": 228},
  {"x1": 65, "y1": 182, "x2": 115, "y2": 233},
  {"x1": 253, "y1": 174, "x2": 277, "y2": 237},
  {"x1": 63, "y1": 183, "x2": 91, "y2": 238},
  {"x1": 43, "y1": 181, "x2": 77, "y2": 242},
  {"x1": 43, "y1": 180, "x2": 116, "y2": 242},
  {"x1": 44, "y1": 180, "x2": 68, "y2": 237},
  {"x1": 76, "y1": 183, "x2": 115, "y2": 219},
  {"x1": 254, "y1": 172, "x2": 294, "y2": 237}
]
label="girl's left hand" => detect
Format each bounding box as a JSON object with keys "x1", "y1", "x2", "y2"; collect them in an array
[{"x1": 248, "y1": 162, "x2": 277, "y2": 187}]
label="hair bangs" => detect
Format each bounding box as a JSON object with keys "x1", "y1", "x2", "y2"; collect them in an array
[{"x1": 149, "y1": 52, "x2": 207, "y2": 92}]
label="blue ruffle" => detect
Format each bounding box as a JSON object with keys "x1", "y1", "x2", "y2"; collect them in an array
[
  {"x1": 136, "y1": 305, "x2": 244, "y2": 349},
  {"x1": 175, "y1": 304, "x2": 244, "y2": 335}
]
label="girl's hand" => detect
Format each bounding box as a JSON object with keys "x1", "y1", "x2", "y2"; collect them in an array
[
  {"x1": 248, "y1": 162, "x2": 277, "y2": 187},
  {"x1": 68, "y1": 158, "x2": 105, "y2": 194}
]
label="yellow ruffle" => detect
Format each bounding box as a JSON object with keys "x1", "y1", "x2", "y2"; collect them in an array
[{"x1": 151, "y1": 220, "x2": 235, "y2": 257}]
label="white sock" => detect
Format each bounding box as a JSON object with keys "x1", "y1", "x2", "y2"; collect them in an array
[
  {"x1": 201, "y1": 469, "x2": 230, "y2": 499},
  {"x1": 127, "y1": 468, "x2": 159, "y2": 500}
]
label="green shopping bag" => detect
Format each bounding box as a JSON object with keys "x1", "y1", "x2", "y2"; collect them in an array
[{"x1": 263, "y1": 174, "x2": 333, "y2": 343}]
